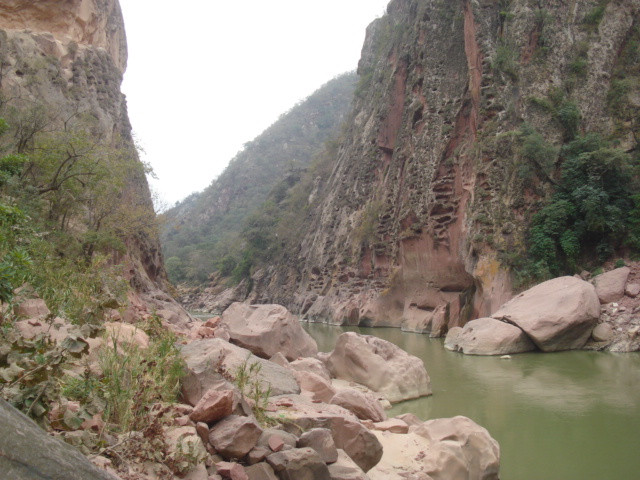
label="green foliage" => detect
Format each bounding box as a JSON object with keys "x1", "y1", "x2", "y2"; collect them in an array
[
  {"x1": 353, "y1": 199, "x2": 384, "y2": 247},
  {"x1": 98, "y1": 317, "x2": 185, "y2": 432},
  {"x1": 583, "y1": 5, "x2": 606, "y2": 30},
  {"x1": 492, "y1": 41, "x2": 519, "y2": 80},
  {"x1": 234, "y1": 356, "x2": 272, "y2": 426},
  {"x1": 517, "y1": 124, "x2": 558, "y2": 180},
  {"x1": 614, "y1": 258, "x2": 626, "y2": 268},
  {"x1": 556, "y1": 101, "x2": 581, "y2": 140},
  {"x1": 161, "y1": 73, "x2": 357, "y2": 285},
  {"x1": 527, "y1": 133, "x2": 637, "y2": 274}
]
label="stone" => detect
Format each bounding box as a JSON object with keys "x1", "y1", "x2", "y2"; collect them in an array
[
  {"x1": 190, "y1": 389, "x2": 235, "y2": 423},
  {"x1": 393, "y1": 413, "x2": 422, "y2": 427},
  {"x1": 491, "y1": 276, "x2": 600, "y2": 352},
  {"x1": 400, "y1": 304, "x2": 447, "y2": 337},
  {"x1": 247, "y1": 446, "x2": 270, "y2": 465},
  {"x1": 244, "y1": 462, "x2": 279, "y2": 480},
  {"x1": 208, "y1": 415, "x2": 263, "y2": 459},
  {"x1": 373, "y1": 419, "x2": 409, "y2": 434},
  {"x1": 267, "y1": 395, "x2": 381, "y2": 472},
  {"x1": 412, "y1": 416, "x2": 500, "y2": 479},
  {"x1": 165, "y1": 426, "x2": 208, "y2": 478},
  {"x1": 444, "y1": 326, "x2": 463, "y2": 351},
  {"x1": 594, "y1": 267, "x2": 630, "y2": 304},
  {"x1": 592, "y1": 323, "x2": 614, "y2": 342},
  {"x1": 330, "y1": 389, "x2": 387, "y2": 422},
  {"x1": 369, "y1": 416, "x2": 500, "y2": 480},
  {"x1": 196, "y1": 422, "x2": 209, "y2": 444},
  {"x1": 295, "y1": 370, "x2": 336, "y2": 403},
  {"x1": 14, "y1": 316, "x2": 74, "y2": 344},
  {"x1": 258, "y1": 428, "x2": 298, "y2": 451},
  {"x1": 446, "y1": 318, "x2": 536, "y2": 355},
  {"x1": 204, "y1": 316, "x2": 221, "y2": 328},
  {"x1": 326, "y1": 332, "x2": 431, "y2": 402},
  {"x1": 104, "y1": 322, "x2": 150, "y2": 349},
  {"x1": 327, "y1": 449, "x2": 369, "y2": 480},
  {"x1": 269, "y1": 352, "x2": 290, "y2": 368},
  {"x1": 221, "y1": 303, "x2": 318, "y2": 360},
  {"x1": 216, "y1": 462, "x2": 249, "y2": 480},
  {"x1": 0, "y1": 399, "x2": 118, "y2": 479},
  {"x1": 268, "y1": 435, "x2": 284, "y2": 452},
  {"x1": 180, "y1": 339, "x2": 300, "y2": 406},
  {"x1": 297, "y1": 428, "x2": 339, "y2": 464},
  {"x1": 14, "y1": 298, "x2": 50, "y2": 318},
  {"x1": 289, "y1": 357, "x2": 332, "y2": 380},
  {"x1": 266, "y1": 447, "x2": 331, "y2": 480},
  {"x1": 625, "y1": 283, "x2": 640, "y2": 298}
]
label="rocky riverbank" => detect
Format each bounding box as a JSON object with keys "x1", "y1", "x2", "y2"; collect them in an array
[{"x1": 0, "y1": 296, "x2": 501, "y2": 479}]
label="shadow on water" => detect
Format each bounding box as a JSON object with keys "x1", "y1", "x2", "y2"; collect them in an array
[{"x1": 303, "y1": 321, "x2": 640, "y2": 480}]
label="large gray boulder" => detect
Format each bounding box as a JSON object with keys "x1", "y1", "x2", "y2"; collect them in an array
[
  {"x1": 221, "y1": 303, "x2": 318, "y2": 361},
  {"x1": 326, "y1": 332, "x2": 431, "y2": 402},
  {"x1": 0, "y1": 398, "x2": 119, "y2": 480},
  {"x1": 444, "y1": 318, "x2": 536, "y2": 355},
  {"x1": 180, "y1": 338, "x2": 300, "y2": 406},
  {"x1": 491, "y1": 276, "x2": 600, "y2": 352}
]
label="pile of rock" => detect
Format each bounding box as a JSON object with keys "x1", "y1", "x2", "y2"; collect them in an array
[{"x1": 446, "y1": 266, "x2": 640, "y2": 355}]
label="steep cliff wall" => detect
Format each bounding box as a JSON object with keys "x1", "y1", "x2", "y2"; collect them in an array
[
  {"x1": 249, "y1": 0, "x2": 639, "y2": 331},
  {"x1": 0, "y1": 0, "x2": 189, "y2": 326}
]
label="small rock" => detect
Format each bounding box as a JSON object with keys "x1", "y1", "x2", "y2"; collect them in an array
[
  {"x1": 500, "y1": 355, "x2": 512, "y2": 359},
  {"x1": 208, "y1": 415, "x2": 263, "y2": 459},
  {"x1": 268, "y1": 435, "x2": 284, "y2": 452},
  {"x1": 394, "y1": 413, "x2": 422, "y2": 427},
  {"x1": 204, "y1": 317, "x2": 221, "y2": 328},
  {"x1": 625, "y1": 283, "x2": 640, "y2": 298},
  {"x1": 215, "y1": 462, "x2": 248, "y2": 480},
  {"x1": 196, "y1": 422, "x2": 209, "y2": 444},
  {"x1": 248, "y1": 446, "x2": 270, "y2": 465},
  {"x1": 297, "y1": 428, "x2": 338, "y2": 463},
  {"x1": 190, "y1": 389, "x2": 235, "y2": 423},
  {"x1": 591, "y1": 323, "x2": 614, "y2": 342},
  {"x1": 244, "y1": 462, "x2": 278, "y2": 480}
]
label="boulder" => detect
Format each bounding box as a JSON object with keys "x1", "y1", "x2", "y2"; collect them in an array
[
  {"x1": 444, "y1": 326, "x2": 463, "y2": 351},
  {"x1": 0, "y1": 398, "x2": 118, "y2": 479},
  {"x1": 625, "y1": 283, "x2": 640, "y2": 298},
  {"x1": 14, "y1": 316, "x2": 74, "y2": 344},
  {"x1": 393, "y1": 413, "x2": 422, "y2": 427},
  {"x1": 400, "y1": 304, "x2": 447, "y2": 338},
  {"x1": 180, "y1": 339, "x2": 300, "y2": 406},
  {"x1": 295, "y1": 371, "x2": 336, "y2": 403},
  {"x1": 326, "y1": 332, "x2": 431, "y2": 402},
  {"x1": 267, "y1": 395, "x2": 382, "y2": 472},
  {"x1": 266, "y1": 447, "x2": 331, "y2": 480},
  {"x1": 369, "y1": 416, "x2": 500, "y2": 480},
  {"x1": 297, "y1": 428, "x2": 339, "y2": 463},
  {"x1": 594, "y1": 267, "x2": 630, "y2": 304},
  {"x1": 412, "y1": 416, "x2": 500, "y2": 480},
  {"x1": 269, "y1": 352, "x2": 290, "y2": 368},
  {"x1": 592, "y1": 323, "x2": 614, "y2": 342},
  {"x1": 14, "y1": 298, "x2": 50, "y2": 318},
  {"x1": 221, "y1": 303, "x2": 318, "y2": 360},
  {"x1": 257, "y1": 428, "x2": 298, "y2": 451},
  {"x1": 445, "y1": 318, "x2": 536, "y2": 355},
  {"x1": 491, "y1": 276, "x2": 600, "y2": 352},
  {"x1": 189, "y1": 389, "x2": 235, "y2": 423},
  {"x1": 290, "y1": 357, "x2": 332, "y2": 381},
  {"x1": 216, "y1": 461, "x2": 249, "y2": 480},
  {"x1": 164, "y1": 425, "x2": 208, "y2": 477},
  {"x1": 245, "y1": 462, "x2": 279, "y2": 480},
  {"x1": 208, "y1": 415, "x2": 263, "y2": 459},
  {"x1": 327, "y1": 449, "x2": 370, "y2": 480},
  {"x1": 330, "y1": 389, "x2": 387, "y2": 422}
]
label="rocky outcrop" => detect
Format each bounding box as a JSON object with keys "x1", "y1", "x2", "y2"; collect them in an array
[
  {"x1": 491, "y1": 276, "x2": 600, "y2": 352},
  {"x1": 445, "y1": 317, "x2": 536, "y2": 355},
  {"x1": 0, "y1": 398, "x2": 119, "y2": 480},
  {"x1": 0, "y1": 0, "x2": 191, "y2": 328},
  {"x1": 594, "y1": 267, "x2": 630, "y2": 304},
  {"x1": 326, "y1": 332, "x2": 431, "y2": 402},
  {"x1": 221, "y1": 303, "x2": 318, "y2": 361}
]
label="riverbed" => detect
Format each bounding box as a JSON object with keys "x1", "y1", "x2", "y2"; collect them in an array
[{"x1": 303, "y1": 322, "x2": 640, "y2": 480}]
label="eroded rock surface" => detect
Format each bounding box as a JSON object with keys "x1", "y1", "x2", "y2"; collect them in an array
[{"x1": 445, "y1": 317, "x2": 536, "y2": 355}]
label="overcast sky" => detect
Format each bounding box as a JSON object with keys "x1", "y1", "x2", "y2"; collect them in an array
[{"x1": 119, "y1": 0, "x2": 390, "y2": 209}]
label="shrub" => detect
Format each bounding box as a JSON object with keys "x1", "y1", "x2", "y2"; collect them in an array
[{"x1": 493, "y1": 42, "x2": 519, "y2": 80}]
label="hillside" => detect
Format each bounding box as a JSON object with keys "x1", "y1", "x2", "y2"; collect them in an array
[
  {"x1": 188, "y1": 0, "x2": 640, "y2": 332},
  {"x1": 161, "y1": 72, "x2": 357, "y2": 284}
]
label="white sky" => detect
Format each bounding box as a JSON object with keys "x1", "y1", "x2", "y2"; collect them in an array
[{"x1": 119, "y1": 0, "x2": 390, "y2": 208}]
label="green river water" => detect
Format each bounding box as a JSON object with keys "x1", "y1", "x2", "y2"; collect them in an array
[{"x1": 302, "y1": 322, "x2": 640, "y2": 480}]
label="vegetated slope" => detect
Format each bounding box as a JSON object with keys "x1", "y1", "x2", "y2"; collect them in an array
[
  {"x1": 209, "y1": 0, "x2": 639, "y2": 329},
  {"x1": 0, "y1": 0, "x2": 188, "y2": 324},
  {"x1": 160, "y1": 72, "x2": 357, "y2": 283}
]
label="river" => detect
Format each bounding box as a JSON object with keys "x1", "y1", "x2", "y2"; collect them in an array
[{"x1": 303, "y1": 322, "x2": 640, "y2": 480}]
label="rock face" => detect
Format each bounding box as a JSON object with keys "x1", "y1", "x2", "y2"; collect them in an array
[
  {"x1": 192, "y1": 0, "x2": 640, "y2": 335},
  {"x1": 180, "y1": 339, "x2": 300, "y2": 406},
  {"x1": 326, "y1": 332, "x2": 431, "y2": 402},
  {"x1": 221, "y1": 303, "x2": 318, "y2": 361},
  {"x1": 491, "y1": 276, "x2": 600, "y2": 352},
  {"x1": 0, "y1": 398, "x2": 118, "y2": 479},
  {"x1": 445, "y1": 317, "x2": 536, "y2": 355},
  {"x1": 0, "y1": 0, "x2": 191, "y2": 327}
]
